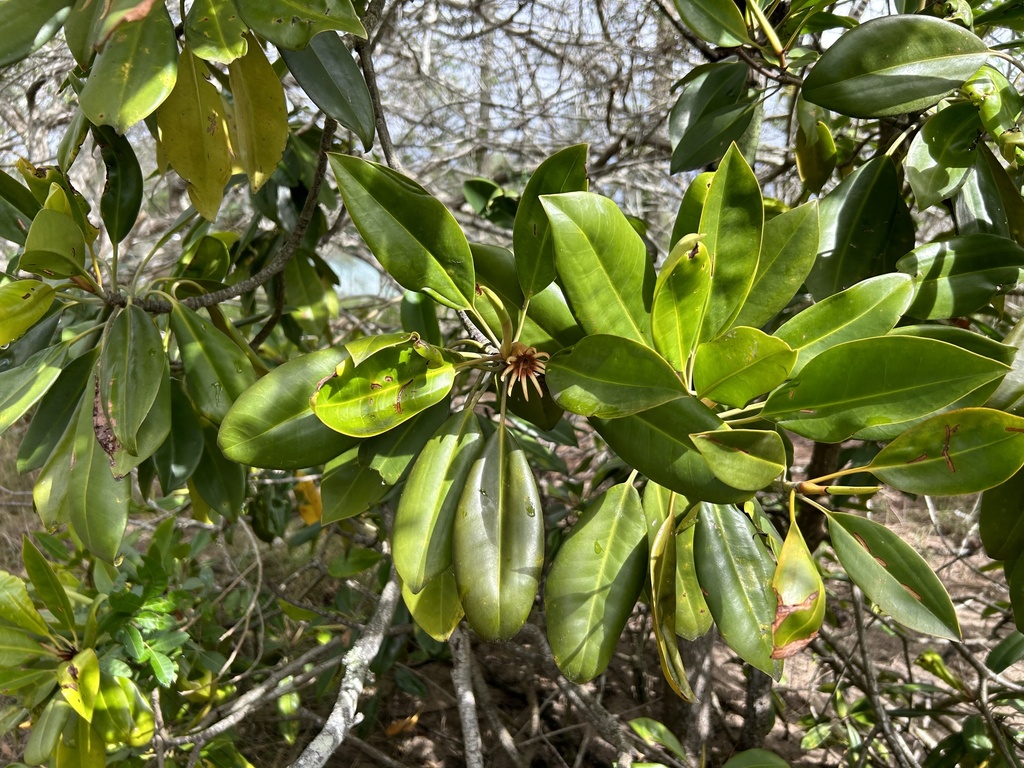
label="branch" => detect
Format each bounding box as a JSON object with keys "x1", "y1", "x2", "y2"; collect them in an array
[
  {"x1": 450, "y1": 627, "x2": 485, "y2": 768},
  {"x1": 289, "y1": 569, "x2": 402, "y2": 768},
  {"x1": 102, "y1": 118, "x2": 338, "y2": 315}
]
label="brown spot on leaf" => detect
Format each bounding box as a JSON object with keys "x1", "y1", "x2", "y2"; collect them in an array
[{"x1": 93, "y1": 385, "x2": 120, "y2": 465}]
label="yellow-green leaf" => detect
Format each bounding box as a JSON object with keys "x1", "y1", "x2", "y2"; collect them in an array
[{"x1": 228, "y1": 36, "x2": 288, "y2": 191}]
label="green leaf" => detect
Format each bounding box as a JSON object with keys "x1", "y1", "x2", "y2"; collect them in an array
[
  {"x1": 802, "y1": 16, "x2": 990, "y2": 118},
  {"x1": 280, "y1": 32, "x2": 374, "y2": 150},
  {"x1": 693, "y1": 502, "x2": 780, "y2": 678},
  {"x1": 238, "y1": 0, "x2": 366, "y2": 48},
  {"x1": 170, "y1": 303, "x2": 257, "y2": 424},
  {"x1": 733, "y1": 202, "x2": 820, "y2": 329},
  {"x1": 58, "y1": 648, "x2": 99, "y2": 723},
  {"x1": 99, "y1": 305, "x2": 164, "y2": 457},
  {"x1": 394, "y1": 408, "x2": 484, "y2": 592},
  {"x1": 826, "y1": 511, "x2": 960, "y2": 640},
  {"x1": 774, "y1": 273, "x2": 913, "y2": 375},
  {"x1": 671, "y1": 0, "x2": 749, "y2": 46},
  {"x1": 676, "y1": 522, "x2": 713, "y2": 640},
  {"x1": 956, "y1": 143, "x2": 1024, "y2": 243},
  {"x1": 92, "y1": 674, "x2": 134, "y2": 744},
  {"x1": 360, "y1": 397, "x2": 450, "y2": 484},
  {"x1": 22, "y1": 535, "x2": 75, "y2": 637},
  {"x1": 401, "y1": 569, "x2": 464, "y2": 642},
  {"x1": 629, "y1": 717, "x2": 688, "y2": 761},
  {"x1": 868, "y1": 407, "x2": 1024, "y2": 495},
  {"x1": 471, "y1": 243, "x2": 584, "y2": 353},
  {"x1": 0, "y1": 343, "x2": 69, "y2": 436},
  {"x1": 763, "y1": 336, "x2": 1007, "y2": 443},
  {"x1": 808, "y1": 156, "x2": 915, "y2": 300},
  {"x1": 0, "y1": 626, "x2": 49, "y2": 666},
  {"x1": 320, "y1": 447, "x2": 388, "y2": 524},
  {"x1": 693, "y1": 327, "x2": 795, "y2": 408},
  {"x1": 152, "y1": 378, "x2": 204, "y2": 493},
  {"x1": 91, "y1": 124, "x2": 143, "y2": 244},
  {"x1": 980, "y1": 467, "x2": 1024, "y2": 560},
  {"x1": 79, "y1": 2, "x2": 178, "y2": 134},
  {"x1": 190, "y1": 420, "x2": 246, "y2": 521},
  {"x1": 545, "y1": 482, "x2": 647, "y2": 682},
  {"x1": 156, "y1": 47, "x2": 231, "y2": 220},
  {"x1": 986, "y1": 631, "x2": 1024, "y2": 673},
  {"x1": 906, "y1": 102, "x2": 982, "y2": 211},
  {"x1": 148, "y1": 650, "x2": 176, "y2": 686},
  {"x1": 107, "y1": 355, "x2": 171, "y2": 478},
  {"x1": 228, "y1": 36, "x2": 289, "y2": 192},
  {"x1": 23, "y1": 696, "x2": 70, "y2": 766},
  {"x1": 0, "y1": 571, "x2": 49, "y2": 636},
  {"x1": 698, "y1": 144, "x2": 763, "y2": 340},
  {"x1": 21, "y1": 208, "x2": 87, "y2": 278},
  {"x1": 219, "y1": 347, "x2": 356, "y2": 469},
  {"x1": 542, "y1": 192, "x2": 655, "y2": 344},
  {"x1": 691, "y1": 429, "x2": 787, "y2": 491},
  {"x1": 897, "y1": 234, "x2": 1024, "y2": 319},
  {"x1": 670, "y1": 60, "x2": 756, "y2": 173},
  {"x1": 454, "y1": 425, "x2": 544, "y2": 642},
  {"x1": 33, "y1": 396, "x2": 78, "y2": 528},
  {"x1": 546, "y1": 335, "x2": 686, "y2": 418},
  {"x1": 593, "y1": 399, "x2": 751, "y2": 504},
  {"x1": 329, "y1": 154, "x2": 475, "y2": 310},
  {"x1": 0, "y1": 0, "x2": 72, "y2": 68},
  {"x1": 184, "y1": 0, "x2": 248, "y2": 64},
  {"x1": 67, "y1": 385, "x2": 130, "y2": 563},
  {"x1": 795, "y1": 120, "x2": 837, "y2": 195},
  {"x1": 670, "y1": 171, "x2": 714, "y2": 249},
  {"x1": 400, "y1": 291, "x2": 441, "y2": 346},
  {"x1": 312, "y1": 340, "x2": 455, "y2": 438},
  {"x1": 649, "y1": 513, "x2": 696, "y2": 701},
  {"x1": 651, "y1": 237, "x2": 712, "y2": 371},
  {"x1": 0, "y1": 280, "x2": 54, "y2": 347},
  {"x1": 771, "y1": 511, "x2": 824, "y2": 659},
  {"x1": 513, "y1": 144, "x2": 589, "y2": 297}
]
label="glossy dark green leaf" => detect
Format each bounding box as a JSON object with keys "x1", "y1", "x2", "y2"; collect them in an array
[
  {"x1": 394, "y1": 409, "x2": 484, "y2": 593},
  {"x1": 545, "y1": 482, "x2": 647, "y2": 682},
  {"x1": 22, "y1": 535, "x2": 75, "y2": 637},
  {"x1": 869, "y1": 408, "x2": 1024, "y2": 495},
  {"x1": 0, "y1": 0, "x2": 72, "y2": 67},
  {"x1": 170, "y1": 303, "x2": 257, "y2": 424},
  {"x1": 360, "y1": 397, "x2": 450, "y2": 484},
  {"x1": 281, "y1": 32, "x2": 373, "y2": 149},
  {"x1": 471, "y1": 243, "x2": 584, "y2": 353},
  {"x1": 670, "y1": 171, "x2": 713, "y2": 249},
  {"x1": 671, "y1": 0, "x2": 749, "y2": 46},
  {"x1": 691, "y1": 429, "x2": 786, "y2": 491},
  {"x1": 239, "y1": 0, "x2": 366, "y2": 48},
  {"x1": 454, "y1": 425, "x2": 544, "y2": 642},
  {"x1": 795, "y1": 120, "x2": 837, "y2": 195},
  {"x1": 802, "y1": 16, "x2": 990, "y2": 118},
  {"x1": 774, "y1": 273, "x2": 913, "y2": 374},
  {"x1": 986, "y1": 631, "x2": 1024, "y2": 674},
  {"x1": 284, "y1": 250, "x2": 334, "y2": 338},
  {"x1": 592, "y1": 399, "x2": 751, "y2": 504},
  {"x1": 675, "y1": 521, "x2": 713, "y2": 640},
  {"x1": 33, "y1": 396, "x2": 78, "y2": 528},
  {"x1": 906, "y1": 103, "x2": 982, "y2": 210},
  {"x1": 321, "y1": 447, "x2": 388, "y2": 524},
  {"x1": 897, "y1": 234, "x2": 1024, "y2": 319},
  {"x1": 980, "y1": 466, "x2": 1024, "y2": 560},
  {"x1": 400, "y1": 291, "x2": 441, "y2": 346},
  {"x1": 698, "y1": 144, "x2": 763, "y2": 340},
  {"x1": 955, "y1": 143, "x2": 1024, "y2": 243},
  {"x1": 651, "y1": 237, "x2": 712, "y2": 370},
  {"x1": 329, "y1": 153, "x2": 474, "y2": 310},
  {"x1": 184, "y1": 0, "x2": 248, "y2": 64},
  {"x1": 763, "y1": 336, "x2": 1008, "y2": 442},
  {"x1": 0, "y1": 343, "x2": 69, "y2": 436},
  {"x1": 546, "y1": 335, "x2": 685, "y2": 418},
  {"x1": 313, "y1": 341, "x2": 455, "y2": 438},
  {"x1": 693, "y1": 327, "x2": 795, "y2": 408},
  {"x1": 152, "y1": 378, "x2": 204, "y2": 493},
  {"x1": 542, "y1": 192, "x2": 655, "y2": 344},
  {"x1": 99, "y1": 305, "x2": 164, "y2": 456},
  {"x1": 79, "y1": 2, "x2": 178, "y2": 133},
  {"x1": 401, "y1": 569, "x2": 463, "y2": 642},
  {"x1": 190, "y1": 420, "x2": 246, "y2": 521},
  {"x1": 809, "y1": 156, "x2": 915, "y2": 300},
  {"x1": 670, "y1": 61, "x2": 756, "y2": 173},
  {"x1": 693, "y1": 502, "x2": 780, "y2": 678},
  {"x1": 220, "y1": 347, "x2": 356, "y2": 469},
  {"x1": 92, "y1": 124, "x2": 143, "y2": 243},
  {"x1": 733, "y1": 202, "x2": 820, "y2": 329},
  {"x1": 826, "y1": 511, "x2": 960, "y2": 640},
  {"x1": 514, "y1": 145, "x2": 589, "y2": 297},
  {"x1": 67, "y1": 384, "x2": 129, "y2": 563},
  {"x1": 108, "y1": 355, "x2": 171, "y2": 478}
]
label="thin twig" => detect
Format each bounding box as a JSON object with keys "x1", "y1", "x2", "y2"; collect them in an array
[
  {"x1": 289, "y1": 569, "x2": 402, "y2": 768},
  {"x1": 451, "y1": 626, "x2": 485, "y2": 768}
]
